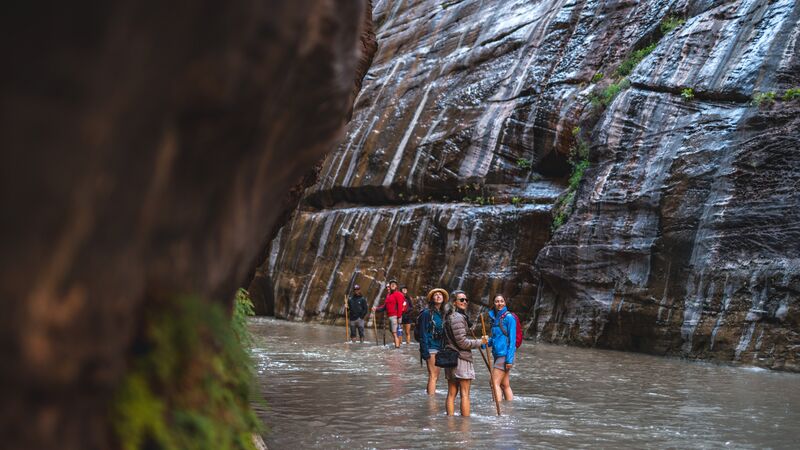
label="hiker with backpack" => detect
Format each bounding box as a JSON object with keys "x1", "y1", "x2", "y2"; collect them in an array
[
  {"x1": 417, "y1": 288, "x2": 448, "y2": 395},
  {"x1": 487, "y1": 294, "x2": 519, "y2": 401},
  {"x1": 400, "y1": 286, "x2": 415, "y2": 345},
  {"x1": 442, "y1": 290, "x2": 488, "y2": 417},
  {"x1": 347, "y1": 284, "x2": 368, "y2": 343}
]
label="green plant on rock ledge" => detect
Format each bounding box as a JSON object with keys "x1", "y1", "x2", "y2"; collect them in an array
[
  {"x1": 113, "y1": 289, "x2": 260, "y2": 450},
  {"x1": 681, "y1": 88, "x2": 695, "y2": 101},
  {"x1": 511, "y1": 196, "x2": 523, "y2": 207},
  {"x1": 552, "y1": 132, "x2": 591, "y2": 231},
  {"x1": 516, "y1": 158, "x2": 532, "y2": 170},
  {"x1": 752, "y1": 91, "x2": 776, "y2": 106},
  {"x1": 660, "y1": 16, "x2": 686, "y2": 34},
  {"x1": 615, "y1": 43, "x2": 657, "y2": 79},
  {"x1": 783, "y1": 88, "x2": 800, "y2": 101}
]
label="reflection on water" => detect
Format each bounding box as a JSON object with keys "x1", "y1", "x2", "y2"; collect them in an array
[{"x1": 250, "y1": 318, "x2": 800, "y2": 449}]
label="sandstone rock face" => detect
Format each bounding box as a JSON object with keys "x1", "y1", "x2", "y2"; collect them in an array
[
  {"x1": 536, "y1": 0, "x2": 800, "y2": 370},
  {"x1": 0, "y1": 1, "x2": 374, "y2": 448},
  {"x1": 266, "y1": 0, "x2": 800, "y2": 371}
]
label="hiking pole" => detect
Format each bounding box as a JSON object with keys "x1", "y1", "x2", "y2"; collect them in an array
[
  {"x1": 470, "y1": 326, "x2": 501, "y2": 416},
  {"x1": 372, "y1": 310, "x2": 379, "y2": 345},
  {"x1": 481, "y1": 313, "x2": 500, "y2": 409},
  {"x1": 382, "y1": 312, "x2": 387, "y2": 346},
  {"x1": 480, "y1": 313, "x2": 494, "y2": 364},
  {"x1": 344, "y1": 294, "x2": 350, "y2": 342}
]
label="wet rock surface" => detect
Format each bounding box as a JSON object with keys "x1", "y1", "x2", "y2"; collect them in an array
[
  {"x1": 0, "y1": 1, "x2": 374, "y2": 448},
  {"x1": 266, "y1": 0, "x2": 800, "y2": 371}
]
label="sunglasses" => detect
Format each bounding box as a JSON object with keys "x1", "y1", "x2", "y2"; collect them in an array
[{"x1": 455, "y1": 297, "x2": 468, "y2": 302}]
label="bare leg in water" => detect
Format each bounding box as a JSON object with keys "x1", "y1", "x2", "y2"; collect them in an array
[
  {"x1": 458, "y1": 379, "x2": 472, "y2": 416},
  {"x1": 446, "y1": 379, "x2": 459, "y2": 416},
  {"x1": 426, "y1": 353, "x2": 440, "y2": 395},
  {"x1": 403, "y1": 323, "x2": 412, "y2": 344},
  {"x1": 492, "y1": 366, "x2": 513, "y2": 400}
]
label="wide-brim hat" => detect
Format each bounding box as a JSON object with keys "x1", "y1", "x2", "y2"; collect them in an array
[{"x1": 427, "y1": 288, "x2": 449, "y2": 302}]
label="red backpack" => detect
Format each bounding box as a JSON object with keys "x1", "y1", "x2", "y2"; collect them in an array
[{"x1": 497, "y1": 311, "x2": 523, "y2": 349}]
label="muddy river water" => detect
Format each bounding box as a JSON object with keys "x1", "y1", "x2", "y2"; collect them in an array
[{"x1": 250, "y1": 318, "x2": 799, "y2": 449}]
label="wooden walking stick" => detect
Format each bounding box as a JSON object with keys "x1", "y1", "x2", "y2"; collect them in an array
[
  {"x1": 372, "y1": 310, "x2": 379, "y2": 345},
  {"x1": 344, "y1": 294, "x2": 350, "y2": 342},
  {"x1": 481, "y1": 313, "x2": 494, "y2": 366},
  {"x1": 470, "y1": 325, "x2": 501, "y2": 416},
  {"x1": 481, "y1": 312, "x2": 500, "y2": 407},
  {"x1": 382, "y1": 312, "x2": 387, "y2": 346}
]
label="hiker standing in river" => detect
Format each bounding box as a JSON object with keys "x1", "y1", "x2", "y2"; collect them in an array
[
  {"x1": 373, "y1": 279, "x2": 405, "y2": 348},
  {"x1": 348, "y1": 284, "x2": 368, "y2": 343},
  {"x1": 488, "y1": 294, "x2": 516, "y2": 400},
  {"x1": 444, "y1": 290, "x2": 488, "y2": 417},
  {"x1": 419, "y1": 288, "x2": 447, "y2": 395},
  {"x1": 401, "y1": 285, "x2": 415, "y2": 345}
]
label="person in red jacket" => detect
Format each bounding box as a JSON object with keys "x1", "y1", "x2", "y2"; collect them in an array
[{"x1": 373, "y1": 278, "x2": 405, "y2": 348}]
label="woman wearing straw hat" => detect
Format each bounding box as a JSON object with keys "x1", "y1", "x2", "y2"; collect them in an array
[{"x1": 419, "y1": 288, "x2": 448, "y2": 395}]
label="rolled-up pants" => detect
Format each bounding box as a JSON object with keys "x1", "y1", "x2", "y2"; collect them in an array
[{"x1": 349, "y1": 318, "x2": 365, "y2": 338}]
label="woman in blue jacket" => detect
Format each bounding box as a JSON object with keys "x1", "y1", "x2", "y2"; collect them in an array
[
  {"x1": 419, "y1": 288, "x2": 447, "y2": 395},
  {"x1": 488, "y1": 294, "x2": 515, "y2": 401}
]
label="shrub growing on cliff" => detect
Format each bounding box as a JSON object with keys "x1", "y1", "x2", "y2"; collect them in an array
[
  {"x1": 615, "y1": 43, "x2": 657, "y2": 78},
  {"x1": 552, "y1": 133, "x2": 590, "y2": 231},
  {"x1": 782, "y1": 88, "x2": 800, "y2": 101},
  {"x1": 752, "y1": 91, "x2": 776, "y2": 106},
  {"x1": 113, "y1": 290, "x2": 260, "y2": 450},
  {"x1": 660, "y1": 16, "x2": 686, "y2": 34},
  {"x1": 589, "y1": 79, "x2": 632, "y2": 108},
  {"x1": 516, "y1": 158, "x2": 532, "y2": 169},
  {"x1": 681, "y1": 88, "x2": 695, "y2": 101}
]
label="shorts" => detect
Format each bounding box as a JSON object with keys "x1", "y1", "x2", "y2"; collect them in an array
[
  {"x1": 445, "y1": 357, "x2": 475, "y2": 380},
  {"x1": 494, "y1": 356, "x2": 511, "y2": 371},
  {"x1": 388, "y1": 315, "x2": 400, "y2": 332}
]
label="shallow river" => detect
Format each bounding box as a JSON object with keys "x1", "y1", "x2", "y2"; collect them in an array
[{"x1": 250, "y1": 318, "x2": 799, "y2": 449}]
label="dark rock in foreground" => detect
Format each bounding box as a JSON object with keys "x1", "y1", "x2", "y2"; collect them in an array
[{"x1": 0, "y1": 1, "x2": 375, "y2": 448}]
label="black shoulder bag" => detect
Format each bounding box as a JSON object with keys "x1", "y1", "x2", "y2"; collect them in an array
[{"x1": 434, "y1": 315, "x2": 460, "y2": 368}]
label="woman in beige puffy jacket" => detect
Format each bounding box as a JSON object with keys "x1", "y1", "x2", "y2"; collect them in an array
[{"x1": 443, "y1": 290, "x2": 488, "y2": 417}]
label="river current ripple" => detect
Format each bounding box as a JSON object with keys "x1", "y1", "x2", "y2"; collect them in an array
[{"x1": 250, "y1": 318, "x2": 799, "y2": 449}]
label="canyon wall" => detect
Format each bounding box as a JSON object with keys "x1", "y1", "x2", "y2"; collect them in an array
[
  {"x1": 264, "y1": 0, "x2": 800, "y2": 371},
  {"x1": 0, "y1": 1, "x2": 375, "y2": 448}
]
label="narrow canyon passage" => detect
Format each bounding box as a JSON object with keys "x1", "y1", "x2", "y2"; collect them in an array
[{"x1": 251, "y1": 318, "x2": 799, "y2": 449}]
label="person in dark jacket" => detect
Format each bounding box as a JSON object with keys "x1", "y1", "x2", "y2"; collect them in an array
[
  {"x1": 348, "y1": 285, "x2": 368, "y2": 343},
  {"x1": 419, "y1": 288, "x2": 447, "y2": 395},
  {"x1": 444, "y1": 290, "x2": 487, "y2": 417},
  {"x1": 400, "y1": 286, "x2": 415, "y2": 344},
  {"x1": 488, "y1": 294, "x2": 515, "y2": 400}
]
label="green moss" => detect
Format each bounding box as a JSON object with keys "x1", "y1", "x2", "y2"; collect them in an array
[
  {"x1": 681, "y1": 88, "x2": 695, "y2": 101},
  {"x1": 516, "y1": 158, "x2": 532, "y2": 169},
  {"x1": 591, "y1": 72, "x2": 604, "y2": 83},
  {"x1": 112, "y1": 290, "x2": 260, "y2": 450},
  {"x1": 511, "y1": 196, "x2": 522, "y2": 207}
]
